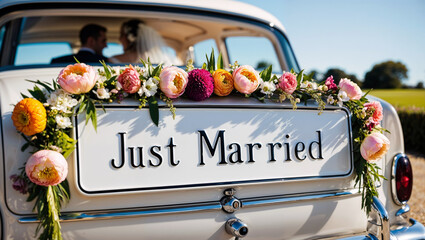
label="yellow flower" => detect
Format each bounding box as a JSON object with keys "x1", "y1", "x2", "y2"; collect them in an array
[
  {"x1": 12, "y1": 98, "x2": 47, "y2": 136},
  {"x1": 212, "y1": 69, "x2": 234, "y2": 96}
]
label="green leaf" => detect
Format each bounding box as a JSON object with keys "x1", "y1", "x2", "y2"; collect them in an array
[
  {"x1": 210, "y1": 49, "x2": 215, "y2": 72},
  {"x1": 266, "y1": 65, "x2": 272, "y2": 81},
  {"x1": 20, "y1": 142, "x2": 30, "y2": 152},
  {"x1": 217, "y1": 53, "x2": 223, "y2": 70},
  {"x1": 202, "y1": 63, "x2": 207, "y2": 70},
  {"x1": 148, "y1": 96, "x2": 159, "y2": 127},
  {"x1": 296, "y1": 69, "x2": 304, "y2": 84},
  {"x1": 27, "y1": 80, "x2": 54, "y2": 93},
  {"x1": 21, "y1": 93, "x2": 29, "y2": 99},
  {"x1": 73, "y1": 56, "x2": 81, "y2": 64},
  {"x1": 28, "y1": 86, "x2": 47, "y2": 102},
  {"x1": 77, "y1": 98, "x2": 87, "y2": 115},
  {"x1": 152, "y1": 64, "x2": 163, "y2": 77},
  {"x1": 86, "y1": 99, "x2": 97, "y2": 131}
]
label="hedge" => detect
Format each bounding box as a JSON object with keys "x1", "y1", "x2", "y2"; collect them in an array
[{"x1": 396, "y1": 107, "x2": 425, "y2": 155}]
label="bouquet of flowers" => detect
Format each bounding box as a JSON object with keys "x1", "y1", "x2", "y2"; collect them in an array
[{"x1": 10, "y1": 51, "x2": 389, "y2": 239}]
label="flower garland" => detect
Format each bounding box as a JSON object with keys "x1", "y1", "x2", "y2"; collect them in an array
[{"x1": 10, "y1": 52, "x2": 389, "y2": 239}]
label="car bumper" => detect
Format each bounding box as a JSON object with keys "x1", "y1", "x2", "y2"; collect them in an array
[{"x1": 339, "y1": 196, "x2": 425, "y2": 240}]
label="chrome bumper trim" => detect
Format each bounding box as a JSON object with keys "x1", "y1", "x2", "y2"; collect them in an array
[{"x1": 18, "y1": 190, "x2": 356, "y2": 223}]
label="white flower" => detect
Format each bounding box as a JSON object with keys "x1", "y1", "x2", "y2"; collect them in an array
[
  {"x1": 260, "y1": 80, "x2": 276, "y2": 96},
  {"x1": 93, "y1": 87, "x2": 110, "y2": 99},
  {"x1": 47, "y1": 89, "x2": 78, "y2": 113},
  {"x1": 96, "y1": 75, "x2": 107, "y2": 88},
  {"x1": 337, "y1": 90, "x2": 350, "y2": 102},
  {"x1": 139, "y1": 77, "x2": 158, "y2": 97},
  {"x1": 327, "y1": 95, "x2": 335, "y2": 105},
  {"x1": 141, "y1": 67, "x2": 149, "y2": 79},
  {"x1": 55, "y1": 115, "x2": 72, "y2": 129},
  {"x1": 300, "y1": 81, "x2": 308, "y2": 89}
]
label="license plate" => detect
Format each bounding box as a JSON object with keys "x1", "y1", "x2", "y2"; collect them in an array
[{"x1": 76, "y1": 107, "x2": 352, "y2": 194}]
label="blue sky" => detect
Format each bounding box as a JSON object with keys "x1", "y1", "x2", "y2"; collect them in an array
[{"x1": 240, "y1": 0, "x2": 425, "y2": 86}]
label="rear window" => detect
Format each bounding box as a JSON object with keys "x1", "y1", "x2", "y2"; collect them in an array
[
  {"x1": 15, "y1": 42, "x2": 72, "y2": 65},
  {"x1": 226, "y1": 36, "x2": 281, "y2": 72}
]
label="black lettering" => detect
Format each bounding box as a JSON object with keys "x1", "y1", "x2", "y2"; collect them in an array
[
  {"x1": 309, "y1": 131, "x2": 323, "y2": 160},
  {"x1": 267, "y1": 143, "x2": 282, "y2": 162},
  {"x1": 198, "y1": 130, "x2": 226, "y2": 165},
  {"x1": 167, "y1": 137, "x2": 180, "y2": 166},
  {"x1": 129, "y1": 147, "x2": 145, "y2": 168},
  {"x1": 247, "y1": 143, "x2": 262, "y2": 163},
  {"x1": 149, "y1": 146, "x2": 162, "y2": 167},
  {"x1": 228, "y1": 143, "x2": 242, "y2": 163},
  {"x1": 295, "y1": 142, "x2": 306, "y2": 160},
  {"x1": 284, "y1": 142, "x2": 292, "y2": 161},
  {"x1": 111, "y1": 132, "x2": 126, "y2": 169}
]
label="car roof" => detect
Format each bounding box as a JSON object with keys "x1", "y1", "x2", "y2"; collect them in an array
[{"x1": 0, "y1": 0, "x2": 286, "y2": 33}]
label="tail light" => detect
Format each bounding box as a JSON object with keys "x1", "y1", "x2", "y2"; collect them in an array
[{"x1": 391, "y1": 154, "x2": 413, "y2": 205}]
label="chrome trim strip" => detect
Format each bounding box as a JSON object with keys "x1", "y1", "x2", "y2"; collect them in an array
[
  {"x1": 242, "y1": 189, "x2": 357, "y2": 207},
  {"x1": 18, "y1": 190, "x2": 357, "y2": 223}
]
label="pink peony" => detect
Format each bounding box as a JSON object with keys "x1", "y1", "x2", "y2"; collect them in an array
[
  {"x1": 338, "y1": 78, "x2": 362, "y2": 100},
  {"x1": 186, "y1": 69, "x2": 214, "y2": 101},
  {"x1": 159, "y1": 66, "x2": 188, "y2": 99},
  {"x1": 58, "y1": 63, "x2": 97, "y2": 94},
  {"x1": 233, "y1": 65, "x2": 260, "y2": 94},
  {"x1": 278, "y1": 72, "x2": 297, "y2": 94},
  {"x1": 364, "y1": 101, "x2": 383, "y2": 123},
  {"x1": 25, "y1": 150, "x2": 68, "y2": 186},
  {"x1": 117, "y1": 65, "x2": 141, "y2": 94},
  {"x1": 325, "y1": 75, "x2": 338, "y2": 90},
  {"x1": 360, "y1": 132, "x2": 390, "y2": 162}
]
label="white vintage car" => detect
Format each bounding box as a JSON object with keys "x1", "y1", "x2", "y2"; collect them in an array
[{"x1": 0, "y1": 0, "x2": 424, "y2": 239}]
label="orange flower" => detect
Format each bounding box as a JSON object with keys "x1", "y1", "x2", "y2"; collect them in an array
[
  {"x1": 12, "y1": 98, "x2": 47, "y2": 136},
  {"x1": 212, "y1": 69, "x2": 234, "y2": 96}
]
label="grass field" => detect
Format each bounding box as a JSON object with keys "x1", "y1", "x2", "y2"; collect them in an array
[{"x1": 367, "y1": 89, "x2": 425, "y2": 109}]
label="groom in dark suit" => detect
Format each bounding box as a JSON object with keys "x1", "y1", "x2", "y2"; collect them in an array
[{"x1": 51, "y1": 24, "x2": 108, "y2": 64}]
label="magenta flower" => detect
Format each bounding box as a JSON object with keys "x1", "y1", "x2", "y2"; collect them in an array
[
  {"x1": 338, "y1": 78, "x2": 362, "y2": 100},
  {"x1": 159, "y1": 66, "x2": 188, "y2": 99},
  {"x1": 360, "y1": 132, "x2": 390, "y2": 162},
  {"x1": 278, "y1": 72, "x2": 297, "y2": 94},
  {"x1": 58, "y1": 63, "x2": 97, "y2": 94},
  {"x1": 10, "y1": 174, "x2": 28, "y2": 194},
  {"x1": 325, "y1": 75, "x2": 338, "y2": 90},
  {"x1": 186, "y1": 69, "x2": 214, "y2": 101},
  {"x1": 233, "y1": 65, "x2": 260, "y2": 94},
  {"x1": 25, "y1": 150, "x2": 68, "y2": 187},
  {"x1": 117, "y1": 65, "x2": 141, "y2": 94}
]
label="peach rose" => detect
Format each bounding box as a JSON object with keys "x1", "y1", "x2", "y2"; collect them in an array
[
  {"x1": 58, "y1": 63, "x2": 96, "y2": 94},
  {"x1": 278, "y1": 72, "x2": 297, "y2": 94},
  {"x1": 233, "y1": 65, "x2": 260, "y2": 94},
  {"x1": 360, "y1": 132, "x2": 390, "y2": 162},
  {"x1": 117, "y1": 65, "x2": 141, "y2": 94},
  {"x1": 159, "y1": 66, "x2": 188, "y2": 99},
  {"x1": 25, "y1": 150, "x2": 68, "y2": 186},
  {"x1": 338, "y1": 78, "x2": 362, "y2": 100},
  {"x1": 364, "y1": 101, "x2": 383, "y2": 123},
  {"x1": 213, "y1": 69, "x2": 234, "y2": 96}
]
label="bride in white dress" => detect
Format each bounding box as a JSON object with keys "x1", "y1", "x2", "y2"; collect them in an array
[{"x1": 109, "y1": 19, "x2": 181, "y2": 65}]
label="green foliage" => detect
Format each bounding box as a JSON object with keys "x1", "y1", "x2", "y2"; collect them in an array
[
  {"x1": 397, "y1": 107, "x2": 425, "y2": 154},
  {"x1": 363, "y1": 60, "x2": 408, "y2": 89}
]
